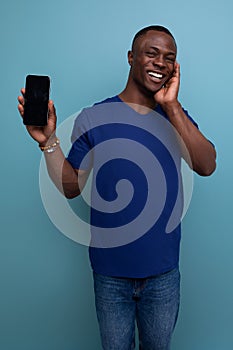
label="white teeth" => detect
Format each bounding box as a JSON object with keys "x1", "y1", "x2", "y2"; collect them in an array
[{"x1": 148, "y1": 71, "x2": 163, "y2": 79}]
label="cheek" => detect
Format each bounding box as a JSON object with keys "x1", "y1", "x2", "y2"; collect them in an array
[
  {"x1": 131, "y1": 58, "x2": 150, "y2": 79},
  {"x1": 135, "y1": 55, "x2": 149, "y2": 66},
  {"x1": 169, "y1": 63, "x2": 175, "y2": 73},
  {"x1": 144, "y1": 59, "x2": 155, "y2": 71}
]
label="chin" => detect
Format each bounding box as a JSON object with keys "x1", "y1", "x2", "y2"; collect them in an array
[
  {"x1": 144, "y1": 79, "x2": 164, "y2": 92},
  {"x1": 146, "y1": 84, "x2": 164, "y2": 95}
]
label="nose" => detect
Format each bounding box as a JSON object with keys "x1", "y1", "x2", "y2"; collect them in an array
[{"x1": 152, "y1": 54, "x2": 166, "y2": 68}]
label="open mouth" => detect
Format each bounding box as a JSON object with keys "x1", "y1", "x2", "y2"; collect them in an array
[{"x1": 147, "y1": 71, "x2": 165, "y2": 82}]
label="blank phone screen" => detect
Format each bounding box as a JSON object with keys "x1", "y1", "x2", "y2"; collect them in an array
[{"x1": 23, "y1": 75, "x2": 50, "y2": 126}]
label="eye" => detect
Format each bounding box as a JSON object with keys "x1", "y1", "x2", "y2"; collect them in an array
[
  {"x1": 145, "y1": 51, "x2": 156, "y2": 58},
  {"x1": 166, "y1": 56, "x2": 175, "y2": 63}
]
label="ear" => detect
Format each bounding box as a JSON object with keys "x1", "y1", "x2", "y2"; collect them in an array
[{"x1": 128, "y1": 50, "x2": 134, "y2": 66}]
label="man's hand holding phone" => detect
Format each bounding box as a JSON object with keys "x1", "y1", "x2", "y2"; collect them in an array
[{"x1": 18, "y1": 86, "x2": 57, "y2": 147}]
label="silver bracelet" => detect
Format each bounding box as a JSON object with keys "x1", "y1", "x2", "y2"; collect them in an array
[{"x1": 39, "y1": 138, "x2": 60, "y2": 153}]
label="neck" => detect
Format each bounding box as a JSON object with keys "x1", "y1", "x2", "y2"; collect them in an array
[{"x1": 119, "y1": 77, "x2": 157, "y2": 114}]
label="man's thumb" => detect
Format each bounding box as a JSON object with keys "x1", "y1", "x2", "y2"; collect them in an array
[{"x1": 48, "y1": 100, "x2": 56, "y2": 118}]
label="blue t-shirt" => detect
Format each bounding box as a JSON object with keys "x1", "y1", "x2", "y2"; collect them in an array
[{"x1": 67, "y1": 95, "x2": 198, "y2": 278}]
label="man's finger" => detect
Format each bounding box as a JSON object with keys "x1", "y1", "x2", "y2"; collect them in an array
[
  {"x1": 48, "y1": 100, "x2": 57, "y2": 118},
  {"x1": 174, "y1": 62, "x2": 180, "y2": 78},
  {"x1": 18, "y1": 95, "x2": 24, "y2": 105},
  {"x1": 18, "y1": 103, "x2": 24, "y2": 117}
]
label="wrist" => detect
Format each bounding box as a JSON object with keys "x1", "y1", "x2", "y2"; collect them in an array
[
  {"x1": 39, "y1": 134, "x2": 57, "y2": 148},
  {"x1": 161, "y1": 101, "x2": 181, "y2": 115},
  {"x1": 39, "y1": 136, "x2": 60, "y2": 153}
]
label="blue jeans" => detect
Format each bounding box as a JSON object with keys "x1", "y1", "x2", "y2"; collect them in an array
[{"x1": 93, "y1": 268, "x2": 180, "y2": 350}]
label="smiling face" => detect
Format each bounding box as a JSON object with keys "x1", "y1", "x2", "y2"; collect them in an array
[{"x1": 128, "y1": 30, "x2": 177, "y2": 96}]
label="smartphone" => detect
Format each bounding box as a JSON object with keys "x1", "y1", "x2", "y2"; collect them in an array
[{"x1": 23, "y1": 75, "x2": 50, "y2": 126}]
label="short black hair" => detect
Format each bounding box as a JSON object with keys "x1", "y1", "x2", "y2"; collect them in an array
[{"x1": 131, "y1": 25, "x2": 176, "y2": 51}]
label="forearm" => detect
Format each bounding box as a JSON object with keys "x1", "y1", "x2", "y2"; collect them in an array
[
  {"x1": 42, "y1": 140, "x2": 81, "y2": 198},
  {"x1": 18, "y1": 93, "x2": 83, "y2": 192},
  {"x1": 162, "y1": 102, "x2": 216, "y2": 176}
]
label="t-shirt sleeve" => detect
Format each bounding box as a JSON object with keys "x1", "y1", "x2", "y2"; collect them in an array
[
  {"x1": 182, "y1": 107, "x2": 215, "y2": 147},
  {"x1": 156, "y1": 103, "x2": 199, "y2": 129},
  {"x1": 66, "y1": 109, "x2": 93, "y2": 170},
  {"x1": 182, "y1": 107, "x2": 199, "y2": 129}
]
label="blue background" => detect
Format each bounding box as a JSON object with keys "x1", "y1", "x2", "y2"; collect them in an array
[{"x1": 1, "y1": 0, "x2": 232, "y2": 349}]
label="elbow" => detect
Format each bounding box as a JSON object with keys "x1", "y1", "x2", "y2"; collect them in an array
[
  {"x1": 194, "y1": 146, "x2": 217, "y2": 176},
  {"x1": 206, "y1": 161, "x2": 217, "y2": 176},
  {"x1": 195, "y1": 159, "x2": 217, "y2": 177},
  {"x1": 198, "y1": 165, "x2": 216, "y2": 177},
  {"x1": 65, "y1": 193, "x2": 78, "y2": 199},
  {"x1": 202, "y1": 150, "x2": 217, "y2": 176},
  {"x1": 62, "y1": 184, "x2": 81, "y2": 199},
  {"x1": 64, "y1": 190, "x2": 81, "y2": 199}
]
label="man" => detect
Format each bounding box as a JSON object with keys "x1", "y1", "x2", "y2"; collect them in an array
[{"x1": 18, "y1": 25, "x2": 216, "y2": 350}]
